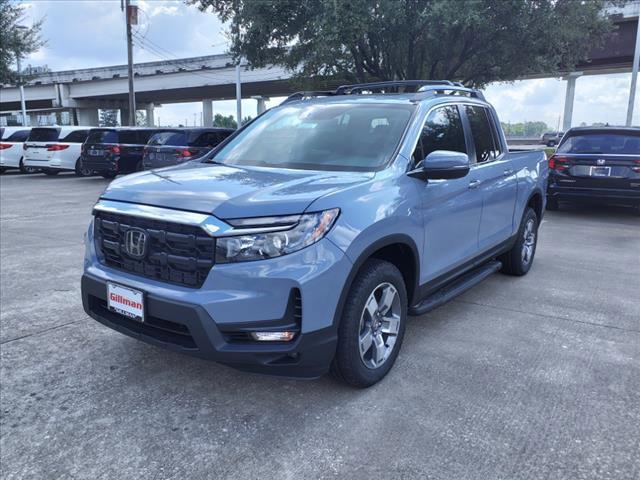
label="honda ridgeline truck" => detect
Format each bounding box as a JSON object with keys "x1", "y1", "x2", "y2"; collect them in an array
[{"x1": 81, "y1": 81, "x2": 548, "y2": 387}]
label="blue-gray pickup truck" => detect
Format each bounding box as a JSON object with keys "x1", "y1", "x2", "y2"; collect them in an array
[{"x1": 81, "y1": 80, "x2": 548, "y2": 387}]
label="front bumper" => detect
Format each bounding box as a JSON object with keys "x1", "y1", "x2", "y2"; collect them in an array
[{"x1": 82, "y1": 223, "x2": 353, "y2": 378}]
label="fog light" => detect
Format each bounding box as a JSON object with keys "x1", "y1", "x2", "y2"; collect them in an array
[{"x1": 250, "y1": 331, "x2": 296, "y2": 342}]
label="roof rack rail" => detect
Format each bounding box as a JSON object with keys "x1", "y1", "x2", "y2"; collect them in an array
[
  {"x1": 280, "y1": 80, "x2": 484, "y2": 105},
  {"x1": 335, "y1": 80, "x2": 458, "y2": 95},
  {"x1": 280, "y1": 90, "x2": 337, "y2": 105},
  {"x1": 416, "y1": 85, "x2": 486, "y2": 101}
]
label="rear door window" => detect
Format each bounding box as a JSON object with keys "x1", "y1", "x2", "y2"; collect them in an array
[
  {"x1": 28, "y1": 128, "x2": 60, "y2": 142},
  {"x1": 558, "y1": 133, "x2": 640, "y2": 154},
  {"x1": 60, "y1": 130, "x2": 89, "y2": 143},
  {"x1": 148, "y1": 131, "x2": 187, "y2": 147},
  {"x1": 412, "y1": 105, "x2": 467, "y2": 164},
  {"x1": 87, "y1": 129, "x2": 119, "y2": 144},
  {"x1": 6, "y1": 130, "x2": 30, "y2": 142},
  {"x1": 465, "y1": 106, "x2": 499, "y2": 163}
]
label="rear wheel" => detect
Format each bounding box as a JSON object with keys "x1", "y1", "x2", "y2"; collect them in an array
[
  {"x1": 331, "y1": 259, "x2": 407, "y2": 388},
  {"x1": 75, "y1": 158, "x2": 93, "y2": 177},
  {"x1": 19, "y1": 158, "x2": 38, "y2": 174},
  {"x1": 546, "y1": 196, "x2": 559, "y2": 211},
  {"x1": 500, "y1": 207, "x2": 538, "y2": 276}
]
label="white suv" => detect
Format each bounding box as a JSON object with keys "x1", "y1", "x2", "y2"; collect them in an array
[
  {"x1": 23, "y1": 126, "x2": 92, "y2": 176},
  {"x1": 0, "y1": 127, "x2": 33, "y2": 173}
]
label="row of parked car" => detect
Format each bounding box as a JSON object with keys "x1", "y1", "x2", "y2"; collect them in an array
[{"x1": 0, "y1": 125, "x2": 234, "y2": 178}]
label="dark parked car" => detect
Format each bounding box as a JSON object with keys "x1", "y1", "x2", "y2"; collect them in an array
[
  {"x1": 540, "y1": 131, "x2": 564, "y2": 147},
  {"x1": 142, "y1": 128, "x2": 234, "y2": 170},
  {"x1": 82, "y1": 128, "x2": 168, "y2": 178},
  {"x1": 547, "y1": 127, "x2": 640, "y2": 213}
]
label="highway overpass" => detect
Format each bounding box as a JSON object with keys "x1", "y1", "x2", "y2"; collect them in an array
[{"x1": 0, "y1": 13, "x2": 637, "y2": 127}]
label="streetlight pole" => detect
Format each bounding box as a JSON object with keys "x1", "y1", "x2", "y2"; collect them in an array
[
  {"x1": 235, "y1": 61, "x2": 242, "y2": 129},
  {"x1": 124, "y1": 0, "x2": 137, "y2": 126},
  {"x1": 16, "y1": 25, "x2": 28, "y2": 126},
  {"x1": 626, "y1": 16, "x2": 640, "y2": 127}
]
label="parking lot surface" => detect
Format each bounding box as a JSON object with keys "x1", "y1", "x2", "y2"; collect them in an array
[{"x1": 1, "y1": 171, "x2": 639, "y2": 480}]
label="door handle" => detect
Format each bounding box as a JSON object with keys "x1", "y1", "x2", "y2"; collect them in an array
[
  {"x1": 503, "y1": 169, "x2": 514, "y2": 176},
  {"x1": 468, "y1": 179, "x2": 481, "y2": 189}
]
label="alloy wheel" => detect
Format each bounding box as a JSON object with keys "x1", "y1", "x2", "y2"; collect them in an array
[
  {"x1": 521, "y1": 218, "x2": 536, "y2": 265},
  {"x1": 358, "y1": 282, "x2": 401, "y2": 369}
]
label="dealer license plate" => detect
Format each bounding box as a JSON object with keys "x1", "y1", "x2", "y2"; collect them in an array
[{"x1": 107, "y1": 282, "x2": 144, "y2": 322}]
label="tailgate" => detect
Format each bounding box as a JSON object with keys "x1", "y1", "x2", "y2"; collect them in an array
[
  {"x1": 557, "y1": 154, "x2": 640, "y2": 189},
  {"x1": 24, "y1": 142, "x2": 53, "y2": 161}
]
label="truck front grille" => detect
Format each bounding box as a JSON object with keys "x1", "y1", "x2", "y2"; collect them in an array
[{"x1": 94, "y1": 211, "x2": 215, "y2": 288}]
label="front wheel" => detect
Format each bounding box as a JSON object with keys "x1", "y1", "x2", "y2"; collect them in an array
[
  {"x1": 331, "y1": 259, "x2": 407, "y2": 388},
  {"x1": 500, "y1": 207, "x2": 538, "y2": 276}
]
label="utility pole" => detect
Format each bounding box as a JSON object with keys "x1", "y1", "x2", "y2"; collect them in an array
[
  {"x1": 235, "y1": 61, "x2": 242, "y2": 129},
  {"x1": 16, "y1": 25, "x2": 28, "y2": 126},
  {"x1": 626, "y1": 16, "x2": 640, "y2": 126},
  {"x1": 123, "y1": 0, "x2": 137, "y2": 126}
]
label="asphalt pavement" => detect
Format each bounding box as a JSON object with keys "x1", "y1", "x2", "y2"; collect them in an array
[{"x1": 1, "y1": 171, "x2": 639, "y2": 480}]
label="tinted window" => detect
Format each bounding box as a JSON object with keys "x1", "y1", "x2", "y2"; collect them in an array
[
  {"x1": 413, "y1": 106, "x2": 466, "y2": 163},
  {"x1": 61, "y1": 130, "x2": 89, "y2": 143},
  {"x1": 148, "y1": 131, "x2": 188, "y2": 146},
  {"x1": 192, "y1": 131, "x2": 228, "y2": 147},
  {"x1": 557, "y1": 133, "x2": 640, "y2": 154},
  {"x1": 87, "y1": 129, "x2": 118, "y2": 144},
  {"x1": 6, "y1": 130, "x2": 30, "y2": 142},
  {"x1": 29, "y1": 128, "x2": 59, "y2": 142},
  {"x1": 211, "y1": 103, "x2": 414, "y2": 171},
  {"x1": 119, "y1": 130, "x2": 141, "y2": 145},
  {"x1": 465, "y1": 106, "x2": 499, "y2": 163}
]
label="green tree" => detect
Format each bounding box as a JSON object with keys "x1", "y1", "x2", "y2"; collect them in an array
[
  {"x1": 99, "y1": 109, "x2": 119, "y2": 127},
  {"x1": 0, "y1": 0, "x2": 45, "y2": 84},
  {"x1": 192, "y1": 0, "x2": 624, "y2": 87},
  {"x1": 213, "y1": 113, "x2": 237, "y2": 129}
]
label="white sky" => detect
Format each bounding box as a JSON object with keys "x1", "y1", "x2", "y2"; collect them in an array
[{"x1": 17, "y1": 0, "x2": 638, "y2": 128}]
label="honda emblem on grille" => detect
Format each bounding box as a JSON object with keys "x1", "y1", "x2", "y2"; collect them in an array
[
  {"x1": 124, "y1": 228, "x2": 148, "y2": 259},
  {"x1": 597, "y1": 158, "x2": 606, "y2": 166}
]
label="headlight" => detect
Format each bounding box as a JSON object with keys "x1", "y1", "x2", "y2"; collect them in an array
[{"x1": 216, "y1": 209, "x2": 339, "y2": 263}]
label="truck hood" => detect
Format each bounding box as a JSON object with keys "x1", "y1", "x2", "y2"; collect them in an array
[{"x1": 100, "y1": 161, "x2": 374, "y2": 218}]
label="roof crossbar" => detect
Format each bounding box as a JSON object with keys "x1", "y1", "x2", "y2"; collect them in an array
[
  {"x1": 335, "y1": 80, "x2": 460, "y2": 95},
  {"x1": 280, "y1": 80, "x2": 484, "y2": 104}
]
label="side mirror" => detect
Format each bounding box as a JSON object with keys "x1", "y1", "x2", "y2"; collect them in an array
[{"x1": 408, "y1": 150, "x2": 470, "y2": 180}]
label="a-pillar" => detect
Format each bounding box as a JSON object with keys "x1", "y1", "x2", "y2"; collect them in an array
[
  {"x1": 145, "y1": 104, "x2": 155, "y2": 127},
  {"x1": 562, "y1": 72, "x2": 582, "y2": 131},
  {"x1": 76, "y1": 108, "x2": 99, "y2": 126},
  {"x1": 202, "y1": 99, "x2": 213, "y2": 127}
]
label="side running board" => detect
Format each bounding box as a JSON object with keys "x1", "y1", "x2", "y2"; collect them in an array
[{"x1": 408, "y1": 260, "x2": 502, "y2": 316}]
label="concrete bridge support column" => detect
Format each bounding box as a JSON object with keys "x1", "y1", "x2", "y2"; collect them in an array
[
  {"x1": 120, "y1": 108, "x2": 130, "y2": 126},
  {"x1": 252, "y1": 96, "x2": 269, "y2": 115},
  {"x1": 146, "y1": 104, "x2": 155, "y2": 127},
  {"x1": 77, "y1": 108, "x2": 99, "y2": 126},
  {"x1": 202, "y1": 99, "x2": 213, "y2": 127},
  {"x1": 562, "y1": 72, "x2": 582, "y2": 131}
]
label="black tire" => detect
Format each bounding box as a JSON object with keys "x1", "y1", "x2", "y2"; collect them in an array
[
  {"x1": 135, "y1": 160, "x2": 144, "y2": 172},
  {"x1": 546, "y1": 196, "x2": 559, "y2": 211},
  {"x1": 500, "y1": 207, "x2": 538, "y2": 276},
  {"x1": 101, "y1": 172, "x2": 117, "y2": 179},
  {"x1": 0, "y1": 167, "x2": 6, "y2": 174},
  {"x1": 43, "y1": 169, "x2": 60, "y2": 176},
  {"x1": 331, "y1": 259, "x2": 408, "y2": 388},
  {"x1": 19, "y1": 158, "x2": 38, "y2": 174},
  {"x1": 74, "y1": 158, "x2": 93, "y2": 177}
]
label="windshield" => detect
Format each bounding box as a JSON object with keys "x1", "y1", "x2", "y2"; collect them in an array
[
  {"x1": 558, "y1": 133, "x2": 640, "y2": 155},
  {"x1": 209, "y1": 103, "x2": 414, "y2": 171}
]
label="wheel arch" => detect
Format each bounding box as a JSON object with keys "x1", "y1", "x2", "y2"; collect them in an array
[{"x1": 331, "y1": 234, "x2": 420, "y2": 330}]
